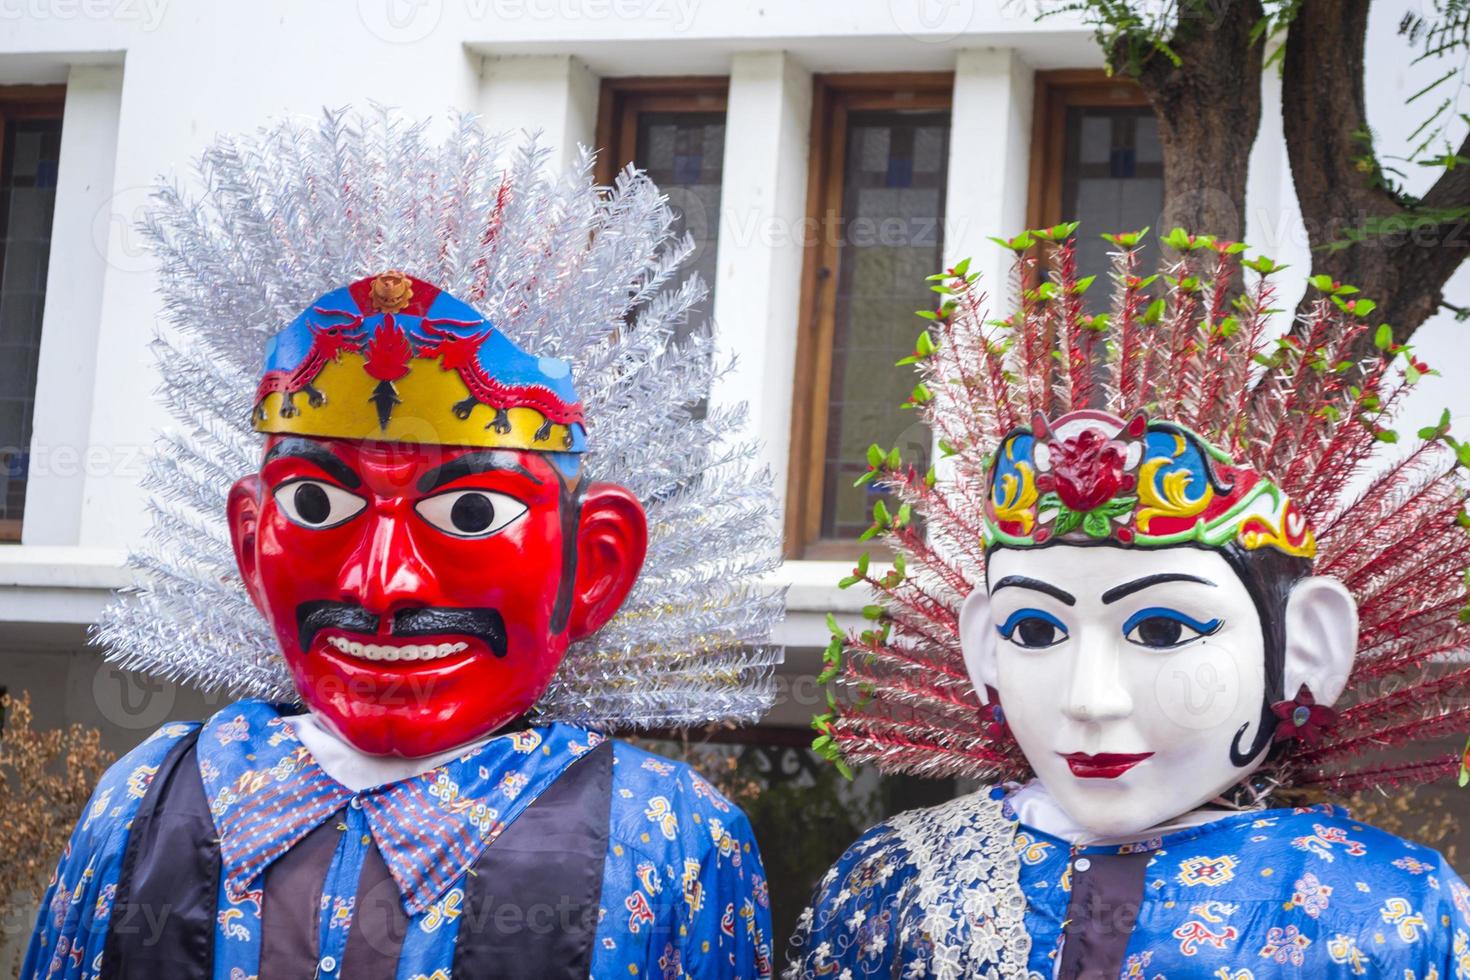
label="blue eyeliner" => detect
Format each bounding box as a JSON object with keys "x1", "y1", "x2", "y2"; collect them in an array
[
  {"x1": 1121, "y1": 606, "x2": 1222, "y2": 641},
  {"x1": 996, "y1": 608, "x2": 1069, "y2": 640}
]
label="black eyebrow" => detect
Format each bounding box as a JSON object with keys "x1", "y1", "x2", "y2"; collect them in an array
[
  {"x1": 990, "y1": 575, "x2": 1076, "y2": 607},
  {"x1": 417, "y1": 451, "x2": 544, "y2": 493},
  {"x1": 1102, "y1": 573, "x2": 1217, "y2": 605},
  {"x1": 263, "y1": 437, "x2": 361, "y2": 489}
]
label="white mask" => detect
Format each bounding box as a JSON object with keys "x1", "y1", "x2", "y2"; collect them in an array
[{"x1": 959, "y1": 544, "x2": 1358, "y2": 839}]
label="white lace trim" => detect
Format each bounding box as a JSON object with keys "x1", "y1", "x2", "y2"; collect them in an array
[{"x1": 788, "y1": 792, "x2": 1031, "y2": 979}]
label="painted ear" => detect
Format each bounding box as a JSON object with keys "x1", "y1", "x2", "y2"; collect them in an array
[
  {"x1": 958, "y1": 585, "x2": 998, "y2": 705},
  {"x1": 566, "y1": 483, "x2": 648, "y2": 641},
  {"x1": 227, "y1": 475, "x2": 267, "y2": 618},
  {"x1": 1282, "y1": 575, "x2": 1358, "y2": 707}
]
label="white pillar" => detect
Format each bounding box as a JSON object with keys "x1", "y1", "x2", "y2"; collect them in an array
[
  {"x1": 708, "y1": 51, "x2": 812, "y2": 508},
  {"x1": 23, "y1": 64, "x2": 124, "y2": 546},
  {"x1": 946, "y1": 48, "x2": 1033, "y2": 307},
  {"x1": 477, "y1": 54, "x2": 599, "y2": 168}
]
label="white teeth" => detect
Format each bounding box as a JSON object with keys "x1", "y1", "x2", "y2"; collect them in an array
[{"x1": 325, "y1": 636, "x2": 470, "y2": 663}]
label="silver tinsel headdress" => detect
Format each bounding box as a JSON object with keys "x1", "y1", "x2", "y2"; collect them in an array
[{"x1": 94, "y1": 109, "x2": 785, "y2": 729}]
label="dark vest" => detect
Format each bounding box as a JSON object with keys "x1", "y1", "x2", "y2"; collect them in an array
[{"x1": 101, "y1": 727, "x2": 613, "y2": 980}]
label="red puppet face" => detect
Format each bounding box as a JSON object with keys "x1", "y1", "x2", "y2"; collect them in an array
[{"x1": 227, "y1": 434, "x2": 647, "y2": 757}]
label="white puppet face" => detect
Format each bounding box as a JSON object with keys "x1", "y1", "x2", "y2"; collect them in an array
[{"x1": 959, "y1": 544, "x2": 1356, "y2": 839}]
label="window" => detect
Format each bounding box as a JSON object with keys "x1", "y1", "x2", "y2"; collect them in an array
[
  {"x1": 595, "y1": 77, "x2": 728, "y2": 336},
  {"x1": 1028, "y1": 70, "x2": 1161, "y2": 309},
  {"x1": 0, "y1": 86, "x2": 64, "y2": 543},
  {"x1": 787, "y1": 73, "x2": 953, "y2": 558}
]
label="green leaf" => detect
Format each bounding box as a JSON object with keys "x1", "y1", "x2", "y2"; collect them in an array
[
  {"x1": 873, "y1": 500, "x2": 891, "y2": 526},
  {"x1": 1082, "y1": 510, "x2": 1113, "y2": 538},
  {"x1": 866, "y1": 444, "x2": 885, "y2": 467},
  {"x1": 952, "y1": 257, "x2": 971, "y2": 277},
  {"x1": 1053, "y1": 507, "x2": 1084, "y2": 537},
  {"x1": 826, "y1": 612, "x2": 842, "y2": 638},
  {"x1": 861, "y1": 604, "x2": 884, "y2": 621},
  {"x1": 1374, "y1": 323, "x2": 1394, "y2": 350},
  {"x1": 1310, "y1": 273, "x2": 1336, "y2": 292},
  {"x1": 837, "y1": 575, "x2": 861, "y2": 589},
  {"x1": 1073, "y1": 275, "x2": 1097, "y2": 294}
]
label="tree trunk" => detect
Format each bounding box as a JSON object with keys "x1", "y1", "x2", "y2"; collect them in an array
[
  {"x1": 1121, "y1": 0, "x2": 1266, "y2": 243},
  {"x1": 1283, "y1": 0, "x2": 1470, "y2": 345}
]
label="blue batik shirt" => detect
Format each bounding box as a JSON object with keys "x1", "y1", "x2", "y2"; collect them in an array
[
  {"x1": 24, "y1": 699, "x2": 773, "y2": 980},
  {"x1": 789, "y1": 787, "x2": 1470, "y2": 978}
]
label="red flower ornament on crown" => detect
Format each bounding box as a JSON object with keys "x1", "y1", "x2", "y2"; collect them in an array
[{"x1": 1043, "y1": 426, "x2": 1133, "y2": 513}]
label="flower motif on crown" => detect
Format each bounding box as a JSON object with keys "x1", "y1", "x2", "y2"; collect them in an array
[
  {"x1": 1040, "y1": 427, "x2": 1133, "y2": 513},
  {"x1": 370, "y1": 270, "x2": 414, "y2": 313}
]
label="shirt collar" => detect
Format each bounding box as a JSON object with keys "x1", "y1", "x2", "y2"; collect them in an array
[{"x1": 196, "y1": 699, "x2": 605, "y2": 914}]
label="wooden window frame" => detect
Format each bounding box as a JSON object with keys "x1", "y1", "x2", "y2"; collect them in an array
[
  {"x1": 592, "y1": 76, "x2": 729, "y2": 187},
  {"x1": 1025, "y1": 69, "x2": 1149, "y2": 231},
  {"x1": 0, "y1": 84, "x2": 65, "y2": 544},
  {"x1": 785, "y1": 72, "x2": 954, "y2": 561}
]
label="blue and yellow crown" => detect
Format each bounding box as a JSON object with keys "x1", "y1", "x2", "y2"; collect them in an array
[{"x1": 253, "y1": 272, "x2": 586, "y2": 452}]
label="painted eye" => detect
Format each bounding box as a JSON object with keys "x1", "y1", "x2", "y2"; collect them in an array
[
  {"x1": 272, "y1": 479, "x2": 366, "y2": 530},
  {"x1": 1123, "y1": 607, "x2": 1222, "y2": 650},
  {"x1": 997, "y1": 609, "x2": 1069, "y2": 650},
  {"x1": 415, "y1": 489, "x2": 528, "y2": 538}
]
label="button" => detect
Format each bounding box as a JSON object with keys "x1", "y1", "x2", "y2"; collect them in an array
[
  {"x1": 350, "y1": 796, "x2": 362, "y2": 809},
  {"x1": 319, "y1": 955, "x2": 337, "y2": 973},
  {"x1": 1074, "y1": 858, "x2": 1091, "y2": 873}
]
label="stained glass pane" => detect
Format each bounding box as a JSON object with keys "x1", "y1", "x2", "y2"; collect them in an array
[
  {"x1": 0, "y1": 117, "x2": 62, "y2": 534},
  {"x1": 1061, "y1": 105, "x2": 1163, "y2": 310},
  {"x1": 821, "y1": 110, "x2": 949, "y2": 540}
]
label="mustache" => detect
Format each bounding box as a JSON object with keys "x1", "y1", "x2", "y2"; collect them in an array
[{"x1": 296, "y1": 600, "x2": 508, "y2": 658}]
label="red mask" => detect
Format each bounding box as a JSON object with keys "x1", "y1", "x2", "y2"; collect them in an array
[{"x1": 227, "y1": 434, "x2": 647, "y2": 757}]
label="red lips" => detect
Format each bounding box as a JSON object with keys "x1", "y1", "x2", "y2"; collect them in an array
[{"x1": 1059, "y1": 751, "x2": 1154, "y2": 779}]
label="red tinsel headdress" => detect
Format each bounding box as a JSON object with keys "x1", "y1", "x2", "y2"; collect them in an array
[{"x1": 816, "y1": 226, "x2": 1470, "y2": 796}]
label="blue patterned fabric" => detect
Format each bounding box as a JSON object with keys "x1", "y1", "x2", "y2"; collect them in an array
[
  {"x1": 23, "y1": 699, "x2": 772, "y2": 980},
  {"x1": 792, "y1": 789, "x2": 1470, "y2": 978}
]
